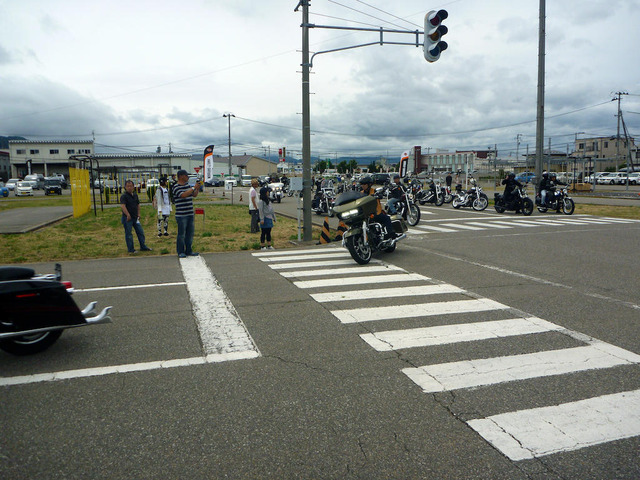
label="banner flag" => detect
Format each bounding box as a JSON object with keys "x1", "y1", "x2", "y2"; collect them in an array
[{"x1": 203, "y1": 145, "x2": 215, "y2": 183}]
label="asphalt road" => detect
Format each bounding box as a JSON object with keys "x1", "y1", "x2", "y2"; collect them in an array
[{"x1": 1, "y1": 200, "x2": 640, "y2": 479}]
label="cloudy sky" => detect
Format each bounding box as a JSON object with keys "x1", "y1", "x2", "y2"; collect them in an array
[{"x1": 1, "y1": 0, "x2": 639, "y2": 162}]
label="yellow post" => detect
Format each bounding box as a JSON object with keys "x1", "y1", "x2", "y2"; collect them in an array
[{"x1": 69, "y1": 167, "x2": 91, "y2": 217}]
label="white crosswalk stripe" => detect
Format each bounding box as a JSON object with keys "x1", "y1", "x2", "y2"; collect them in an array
[{"x1": 253, "y1": 246, "x2": 640, "y2": 461}]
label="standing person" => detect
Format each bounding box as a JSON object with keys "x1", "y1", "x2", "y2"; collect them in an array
[
  {"x1": 172, "y1": 170, "x2": 200, "y2": 258},
  {"x1": 258, "y1": 186, "x2": 276, "y2": 250},
  {"x1": 152, "y1": 177, "x2": 172, "y2": 237},
  {"x1": 120, "y1": 179, "x2": 152, "y2": 254},
  {"x1": 249, "y1": 178, "x2": 260, "y2": 233}
]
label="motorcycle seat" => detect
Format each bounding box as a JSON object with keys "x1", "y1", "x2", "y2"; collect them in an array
[{"x1": 0, "y1": 266, "x2": 35, "y2": 282}]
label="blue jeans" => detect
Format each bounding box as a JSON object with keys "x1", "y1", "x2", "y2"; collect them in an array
[
  {"x1": 122, "y1": 216, "x2": 147, "y2": 252},
  {"x1": 387, "y1": 198, "x2": 400, "y2": 214},
  {"x1": 176, "y1": 215, "x2": 195, "y2": 256}
]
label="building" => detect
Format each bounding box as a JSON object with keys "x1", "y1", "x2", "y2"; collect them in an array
[
  {"x1": 8, "y1": 140, "x2": 94, "y2": 178},
  {"x1": 198, "y1": 154, "x2": 278, "y2": 178},
  {"x1": 0, "y1": 150, "x2": 9, "y2": 182},
  {"x1": 417, "y1": 148, "x2": 495, "y2": 174}
]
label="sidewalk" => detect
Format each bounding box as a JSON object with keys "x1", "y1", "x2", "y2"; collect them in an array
[{"x1": 0, "y1": 206, "x2": 73, "y2": 234}]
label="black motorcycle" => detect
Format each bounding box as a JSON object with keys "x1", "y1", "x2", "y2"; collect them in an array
[
  {"x1": 333, "y1": 190, "x2": 407, "y2": 265},
  {"x1": 451, "y1": 178, "x2": 488, "y2": 211},
  {"x1": 312, "y1": 188, "x2": 335, "y2": 216},
  {"x1": 494, "y1": 184, "x2": 534, "y2": 216},
  {"x1": 0, "y1": 264, "x2": 111, "y2": 355},
  {"x1": 416, "y1": 179, "x2": 444, "y2": 206},
  {"x1": 535, "y1": 184, "x2": 575, "y2": 215},
  {"x1": 383, "y1": 185, "x2": 421, "y2": 226}
]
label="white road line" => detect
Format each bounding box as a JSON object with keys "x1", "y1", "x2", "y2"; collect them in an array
[
  {"x1": 440, "y1": 223, "x2": 486, "y2": 230},
  {"x1": 420, "y1": 215, "x2": 504, "y2": 223},
  {"x1": 279, "y1": 264, "x2": 402, "y2": 278},
  {"x1": 256, "y1": 252, "x2": 350, "y2": 262},
  {"x1": 0, "y1": 351, "x2": 260, "y2": 387},
  {"x1": 414, "y1": 225, "x2": 458, "y2": 233},
  {"x1": 293, "y1": 273, "x2": 430, "y2": 289},
  {"x1": 253, "y1": 247, "x2": 340, "y2": 257},
  {"x1": 601, "y1": 216, "x2": 639, "y2": 223},
  {"x1": 487, "y1": 220, "x2": 537, "y2": 227},
  {"x1": 468, "y1": 389, "x2": 640, "y2": 461},
  {"x1": 310, "y1": 284, "x2": 465, "y2": 303},
  {"x1": 360, "y1": 317, "x2": 561, "y2": 351},
  {"x1": 402, "y1": 341, "x2": 640, "y2": 393},
  {"x1": 464, "y1": 222, "x2": 513, "y2": 229},
  {"x1": 270, "y1": 259, "x2": 357, "y2": 270},
  {"x1": 75, "y1": 282, "x2": 186, "y2": 293},
  {"x1": 332, "y1": 298, "x2": 509, "y2": 324},
  {"x1": 180, "y1": 256, "x2": 259, "y2": 357}
]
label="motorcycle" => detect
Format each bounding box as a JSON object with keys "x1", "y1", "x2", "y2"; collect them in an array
[
  {"x1": 0, "y1": 264, "x2": 111, "y2": 355},
  {"x1": 383, "y1": 185, "x2": 421, "y2": 226},
  {"x1": 268, "y1": 182, "x2": 284, "y2": 203},
  {"x1": 416, "y1": 179, "x2": 444, "y2": 206},
  {"x1": 312, "y1": 187, "x2": 335, "y2": 216},
  {"x1": 442, "y1": 183, "x2": 454, "y2": 204},
  {"x1": 333, "y1": 190, "x2": 408, "y2": 265},
  {"x1": 494, "y1": 184, "x2": 534, "y2": 216},
  {"x1": 451, "y1": 178, "x2": 488, "y2": 211},
  {"x1": 535, "y1": 185, "x2": 575, "y2": 215}
]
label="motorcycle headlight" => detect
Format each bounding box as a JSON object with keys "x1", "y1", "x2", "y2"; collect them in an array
[{"x1": 338, "y1": 208, "x2": 360, "y2": 220}]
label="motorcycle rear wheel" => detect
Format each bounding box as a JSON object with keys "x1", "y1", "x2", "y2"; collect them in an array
[
  {"x1": 562, "y1": 198, "x2": 575, "y2": 215},
  {"x1": 345, "y1": 234, "x2": 372, "y2": 265},
  {"x1": 0, "y1": 330, "x2": 63, "y2": 355},
  {"x1": 444, "y1": 193, "x2": 453, "y2": 203},
  {"x1": 406, "y1": 204, "x2": 421, "y2": 226},
  {"x1": 537, "y1": 206, "x2": 548, "y2": 213},
  {"x1": 522, "y1": 198, "x2": 534, "y2": 216},
  {"x1": 452, "y1": 198, "x2": 462, "y2": 209}
]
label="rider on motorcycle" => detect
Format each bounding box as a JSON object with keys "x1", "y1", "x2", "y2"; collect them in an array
[
  {"x1": 539, "y1": 171, "x2": 550, "y2": 206},
  {"x1": 360, "y1": 176, "x2": 397, "y2": 239},
  {"x1": 386, "y1": 174, "x2": 404, "y2": 214},
  {"x1": 502, "y1": 172, "x2": 523, "y2": 205}
]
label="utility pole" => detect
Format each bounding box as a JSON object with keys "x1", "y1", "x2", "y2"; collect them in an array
[
  {"x1": 613, "y1": 91, "x2": 628, "y2": 172},
  {"x1": 296, "y1": 0, "x2": 312, "y2": 241},
  {"x1": 223, "y1": 113, "x2": 235, "y2": 177},
  {"x1": 534, "y1": 0, "x2": 546, "y2": 190}
]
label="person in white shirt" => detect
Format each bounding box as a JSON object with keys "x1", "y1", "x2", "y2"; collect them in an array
[
  {"x1": 249, "y1": 178, "x2": 260, "y2": 233},
  {"x1": 152, "y1": 177, "x2": 172, "y2": 237}
]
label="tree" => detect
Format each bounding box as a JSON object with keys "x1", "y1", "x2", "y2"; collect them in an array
[
  {"x1": 315, "y1": 160, "x2": 327, "y2": 173},
  {"x1": 348, "y1": 159, "x2": 358, "y2": 173},
  {"x1": 337, "y1": 160, "x2": 348, "y2": 174},
  {"x1": 367, "y1": 162, "x2": 379, "y2": 173}
]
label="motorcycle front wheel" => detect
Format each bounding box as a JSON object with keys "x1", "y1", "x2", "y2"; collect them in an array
[
  {"x1": 522, "y1": 198, "x2": 534, "y2": 216},
  {"x1": 494, "y1": 203, "x2": 505, "y2": 213},
  {"x1": 0, "y1": 330, "x2": 63, "y2": 355},
  {"x1": 562, "y1": 198, "x2": 575, "y2": 215},
  {"x1": 435, "y1": 195, "x2": 444, "y2": 206},
  {"x1": 444, "y1": 193, "x2": 453, "y2": 203},
  {"x1": 452, "y1": 198, "x2": 462, "y2": 209},
  {"x1": 472, "y1": 195, "x2": 488, "y2": 211},
  {"x1": 345, "y1": 234, "x2": 372, "y2": 265},
  {"x1": 406, "y1": 204, "x2": 421, "y2": 226}
]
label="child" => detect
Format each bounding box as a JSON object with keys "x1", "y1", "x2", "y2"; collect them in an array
[{"x1": 258, "y1": 186, "x2": 276, "y2": 250}]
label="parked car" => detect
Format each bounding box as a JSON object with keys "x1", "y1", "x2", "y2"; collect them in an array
[
  {"x1": 596, "y1": 172, "x2": 627, "y2": 185},
  {"x1": 224, "y1": 177, "x2": 238, "y2": 187},
  {"x1": 49, "y1": 173, "x2": 68, "y2": 188},
  {"x1": 628, "y1": 172, "x2": 640, "y2": 185},
  {"x1": 584, "y1": 172, "x2": 608, "y2": 183},
  {"x1": 371, "y1": 173, "x2": 390, "y2": 186},
  {"x1": 515, "y1": 171, "x2": 536, "y2": 183},
  {"x1": 187, "y1": 176, "x2": 203, "y2": 192},
  {"x1": 15, "y1": 181, "x2": 34, "y2": 196},
  {"x1": 44, "y1": 178, "x2": 63, "y2": 195},
  {"x1": 0, "y1": 181, "x2": 8, "y2": 197},
  {"x1": 24, "y1": 174, "x2": 45, "y2": 190},
  {"x1": 146, "y1": 178, "x2": 160, "y2": 189},
  {"x1": 241, "y1": 175, "x2": 252, "y2": 187},
  {"x1": 6, "y1": 178, "x2": 19, "y2": 191}
]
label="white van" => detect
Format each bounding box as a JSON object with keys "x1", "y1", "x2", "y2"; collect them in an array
[{"x1": 241, "y1": 175, "x2": 252, "y2": 186}]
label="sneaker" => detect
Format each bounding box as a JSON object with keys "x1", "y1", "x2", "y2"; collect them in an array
[
  {"x1": 157, "y1": 234, "x2": 162, "y2": 237},
  {"x1": 128, "y1": 250, "x2": 137, "y2": 254},
  {"x1": 141, "y1": 246, "x2": 152, "y2": 251},
  {"x1": 163, "y1": 232, "x2": 169, "y2": 236},
  {"x1": 267, "y1": 246, "x2": 274, "y2": 250},
  {"x1": 261, "y1": 246, "x2": 267, "y2": 250},
  {"x1": 178, "y1": 253, "x2": 187, "y2": 258},
  {"x1": 187, "y1": 252, "x2": 199, "y2": 256}
]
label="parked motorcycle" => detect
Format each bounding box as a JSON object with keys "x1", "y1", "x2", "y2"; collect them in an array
[
  {"x1": 383, "y1": 185, "x2": 421, "y2": 226},
  {"x1": 0, "y1": 264, "x2": 111, "y2": 355},
  {"x1": 333, "y1": 190, "x2": 407, "y2": 265},
  {"x1": 494, "y1": 184, "x2": 534, "y2": 216},
  {"x1": 442, "y1": 183, "x2": 454, "y2": 204},
  {"x1": 312, "y1": 188, "x2": 335, "y2": 216},
  {"x1": 535, "y1": 185, "x2": 575, "y2": 215},
  {"x1": 416, "y1": 179, "x2": 444, "y2": 206},
  {"x1": 451, "y1": 178, "x2": 488, "y2": 211}
]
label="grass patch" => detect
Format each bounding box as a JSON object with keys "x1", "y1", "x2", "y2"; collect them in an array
[{"x1": 0, "y1": 203, "x2": 320, "y2": 264}]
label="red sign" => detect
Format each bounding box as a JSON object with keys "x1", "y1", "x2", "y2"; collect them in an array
[{"x1": 194, "y1": 167, "x2": 201, "y2": 173}]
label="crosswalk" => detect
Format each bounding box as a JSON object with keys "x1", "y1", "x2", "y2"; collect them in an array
[
  {"x1": 253, "y1": 246, "x2": 640, "y2": 462},
  {"x1": 408, "y1": 213, "x2": 639, "y2": 236}
]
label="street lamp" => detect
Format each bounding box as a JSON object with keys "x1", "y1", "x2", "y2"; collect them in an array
[{"x1": 223, "y1": 113, "x2": 235, "y2": 176}]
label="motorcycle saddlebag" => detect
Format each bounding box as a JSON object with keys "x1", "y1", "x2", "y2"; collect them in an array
[{"x1": 390, "y1": 216, "x2": 408, "y2": 234}]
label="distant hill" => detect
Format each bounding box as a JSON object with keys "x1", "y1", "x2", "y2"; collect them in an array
[{"x1": 0, "y1": 136, "x2": 27, "y2": 149}]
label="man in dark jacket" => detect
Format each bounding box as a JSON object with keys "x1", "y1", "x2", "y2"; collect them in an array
[
  {"x1": 120, "y1": 180, "x2": 152, "y2": 254},
  {"x1": 501, "y1": 173, "x2": 523, "y2": 205}
]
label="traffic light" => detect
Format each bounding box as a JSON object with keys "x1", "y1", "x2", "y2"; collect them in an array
[{"x1": 423, "y1": 9, "x2": 448, "y2": 63}]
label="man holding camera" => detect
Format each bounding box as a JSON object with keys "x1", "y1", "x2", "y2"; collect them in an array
[{"x1": 173, "y1": 169, "x2": 201, "y2": 258}]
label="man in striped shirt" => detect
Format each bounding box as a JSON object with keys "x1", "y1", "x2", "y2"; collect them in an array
[{"x1": 172, "y1": 170, "x2": 200, "y2": 258}]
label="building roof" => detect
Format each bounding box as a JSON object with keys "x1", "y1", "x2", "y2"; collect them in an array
[{"x1": 8, "y1": 139, "x2": 93, "y2": 145}]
